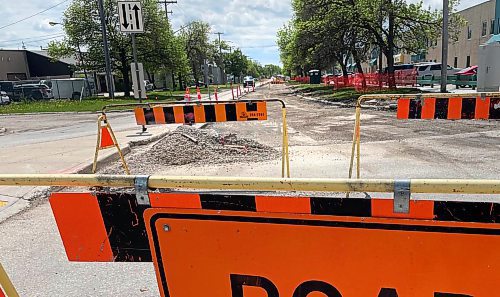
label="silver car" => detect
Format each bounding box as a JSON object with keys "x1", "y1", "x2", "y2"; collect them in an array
[
  {"x1": 416, "y1": 63, "x2": 462, "y2": 77},
  {"x1": 0, "y1": 91, "x2": 11, "y2": 105}
]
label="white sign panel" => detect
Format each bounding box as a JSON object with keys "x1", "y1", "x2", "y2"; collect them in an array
[
  {"x1": 118, "y1": 1, "x2": 144, "y2": 33},
  {"x1": 131, "y1": 63, "x2": 147, "y2": 99}
]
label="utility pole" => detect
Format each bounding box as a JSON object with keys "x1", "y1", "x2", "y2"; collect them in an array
[
  {"x1": 440, "y1": 0, "x2": 450, "y2": 93},
  {"x1": 214, "y1": 32, "x2": 225, "y2": 84},
  {"x1": 97, "y1": 0, "x2": 114, "y2": 99},
  {"x1": 157, "y1": 0, "x2": 176, "y2": 19}
]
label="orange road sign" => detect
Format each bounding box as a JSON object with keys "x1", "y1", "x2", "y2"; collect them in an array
[
  {"x1": 144, "y1": 207, "x2": 500, "y2": 297},
  {"x1": 50, "y1": 191, "x2": 500, "y2": 296}
]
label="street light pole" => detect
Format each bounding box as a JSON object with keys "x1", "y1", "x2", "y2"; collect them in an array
[
  {"x1": 97, "y1": 0, "x2": 115, "y2": 99},
  {"x1": 440, "y1": 0, "x2": 450, "y2": 93}
]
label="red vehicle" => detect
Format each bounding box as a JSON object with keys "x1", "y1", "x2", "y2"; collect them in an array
[{"x1": 456, "y1": 65, "x2": 478, "y2": 76}]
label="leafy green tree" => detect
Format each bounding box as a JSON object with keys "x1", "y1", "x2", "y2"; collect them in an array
[
  {"x1": 48, "y1": 0, "x2": 181, "y2": 96},
  {"x1": 225, "y1": 49, "x2": 248, "y2": 82},
  {"x1": 263, "y1": 64, "x2": 282, "y2": 77},
  {"x1": 180, "y1": 21, "x2": 212, "y2": 84}
]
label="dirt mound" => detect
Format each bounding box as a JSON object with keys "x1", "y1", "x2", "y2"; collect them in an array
[{"x1": 101, "y1": 126, "x2": 279, "y2": 175}]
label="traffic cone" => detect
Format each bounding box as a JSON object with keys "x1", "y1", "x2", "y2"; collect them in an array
[
  {"x1": 215, "y1": 87, "x2": 219, "y2": 102},
  {"x1": 184, "y1": 87, "x2": 191, "y2": 101},
  {"x1": 252, "y1": 84, "x2": 255, "y2": 92},
  {"x1": 197, "y1": 86, "x2": 202, "y2": 101},
  {"x1": 100, "y1": 126, "x2": 115, "y2": 149}
]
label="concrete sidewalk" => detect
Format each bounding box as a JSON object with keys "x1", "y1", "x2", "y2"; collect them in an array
[{"x1": 0, "y1": 112, "x2": 174, "y2": 222}]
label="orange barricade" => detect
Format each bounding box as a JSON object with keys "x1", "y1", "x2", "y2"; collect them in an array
[
  {"x1": 348, "y1": 92, "x2": 500, "y2": 180},
  {"x1": 92, "y1": 115, "x2": 130, "y2": 175},
  {"x1": 47, "y1": 181, "x2": 500, "y2": 296}
]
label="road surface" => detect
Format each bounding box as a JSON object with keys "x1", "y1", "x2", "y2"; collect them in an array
[{"x1": 1, "y1": 83, "x2": 499, "y2": 296}]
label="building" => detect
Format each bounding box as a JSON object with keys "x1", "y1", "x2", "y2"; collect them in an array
[
  {"x1": 0, "y1": 49, "x2": 74, "y2": 81},
  {"x1": 427, "y1": 0, "x2": 500, "y2": 68}
]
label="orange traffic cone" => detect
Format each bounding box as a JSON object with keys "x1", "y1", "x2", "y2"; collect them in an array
[
  {"x1": 184, "y1": 87, "x2": 191, "y2": 101},
  {"x1": 100, "y1": 126, "x2": 115, "y2": 149},
  {"x1": 215, "y1": 87, "x2": 219, "y2": 102},
  {"x1": 197, "y1": 86, "x2": 202, "y2": 101}
]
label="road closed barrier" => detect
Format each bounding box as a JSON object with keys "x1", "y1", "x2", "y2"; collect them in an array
[
  {"x1": 0, "y1": 263, "x2": 19, "y2": 297},
  {"x1": 0, "y1": 174, "x2": 499, "y2": 296},
  {"x1": 100, "y1": 99, "x2": 291, "y2": 178},
  {"x1": 348, "y1": 92, "x2": 500, "y2": 180}
]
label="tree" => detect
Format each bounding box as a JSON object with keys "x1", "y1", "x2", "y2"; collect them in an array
[
  {"x1": 225, "y1": 49, "x2": 248, "y2": 82},
  {"x1": 263, "y1": 64, "x2": 282, "y2": 77},
  {"x1": 180, "y1": 21, "x2": 212, "y2": 84},
  {"x1": 48, "y1": 0, "x2": 181, "y2": 96}
]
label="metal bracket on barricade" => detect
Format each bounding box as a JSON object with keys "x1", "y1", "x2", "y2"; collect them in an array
[
  {"x1": 393, "y1": 179, "x2": 411, "y2": 213},
  {"x1": 135, "y1": 175, "x2": 150, "y2": 206}
]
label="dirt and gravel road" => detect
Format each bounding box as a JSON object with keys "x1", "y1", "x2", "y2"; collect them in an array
[{"x1": 1, "y1": 84, "x2": 500, "y2": 296}]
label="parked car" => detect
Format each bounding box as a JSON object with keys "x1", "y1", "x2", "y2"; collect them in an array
[
  {"x1": 456, "y1": 65, "x2": 478, "y2": 76},
  {"x1": 416, "y1": 63, "x2": 462, "y2": 77},
  {"x1": 0, "y1": 81, "x2": 15, "y2": 99},
  {"x1": 0, "y1": 91, "x2": 11, "y2": 105},
  {"x1": 243, "y1": 76, "x2": 255, "y2": 87},
  {"x1": 454, "y1": 65, "x2": 478, "y2": 89},
  {"x1": 13, "y1": 84, "x2": 53, "y2": 100}
]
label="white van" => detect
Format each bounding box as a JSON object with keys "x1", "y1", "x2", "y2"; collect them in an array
[{"x1": 416, "y1": 63, "x2": 462, "y2": 77}]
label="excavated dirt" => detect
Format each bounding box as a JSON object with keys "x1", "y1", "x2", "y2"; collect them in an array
[{"x1": 100, "y1": 125, "x2": 280, "y2": 175}]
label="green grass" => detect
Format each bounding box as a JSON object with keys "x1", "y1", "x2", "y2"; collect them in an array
[{"x1": 0, "y1": 96, "x2": 178, "y2": 114}]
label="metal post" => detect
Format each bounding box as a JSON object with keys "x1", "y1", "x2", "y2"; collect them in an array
[
  {"x1": 131, "y1": 34, "x2": 142, "y2": 103},
  {"x1": 440, "y1": 0, "x2": 450, "y2": 93},
  {"x1": 97, "y1": 0, "x2": 115, "y2": 99}
]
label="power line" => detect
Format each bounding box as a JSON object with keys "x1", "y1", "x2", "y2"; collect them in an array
[
  {"x1": 0, "y1": 34, "x2": 64, "y2": 46},
  {"x1": 0, "y1": 33, "x2": 64, "y2": 44},
  {"x1": 0, "y1": 0, "x2": 71, "y2": 30}
]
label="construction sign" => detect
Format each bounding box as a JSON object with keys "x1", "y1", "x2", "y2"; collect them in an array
[
  {"x1": 397, "y1": 96, "x2": 500, "y2": 120},
  {"x1": 135, "y1": 102, "x2": 268, "y2": 126},
  {"x1": 49, "y1": 192, "x2": 500, "y2": 296}
]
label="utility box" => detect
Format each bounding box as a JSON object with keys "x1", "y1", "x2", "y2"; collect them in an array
[
  {"x1": 477, "y1": 35, "x2": 500, "y2": 92},
  {"x1": 309, "y1": 70, "x2": 321, "y2": 84}
]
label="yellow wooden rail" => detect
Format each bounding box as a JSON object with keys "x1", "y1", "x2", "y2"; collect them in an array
[{"x1": 1, "y1": 174, "x2": 500, "y2": 195}]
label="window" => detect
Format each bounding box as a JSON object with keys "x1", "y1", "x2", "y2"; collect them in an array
[
  {"x1": 454, "y1": 57, "x2": 458, "y2": 68},
  {"x1": 466, "y1": 56, "x2": 471, "y2": 68},
  {"x1": 467, "y1": 26, "x2": 472, "y2": 39},
  {"x1": 491, "y1": 19, "x2": 496, "y2": 35},
  {"x1": 482, "y1": 21, "x2": 487, "y2": 37},
  {"x1": 430, "y1": 65, "x2": 441, "y2": 71}
]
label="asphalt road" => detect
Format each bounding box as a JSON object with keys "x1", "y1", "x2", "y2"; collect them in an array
[{"x1": 1, "y1": 84, "x2": 500, "y2": 296}]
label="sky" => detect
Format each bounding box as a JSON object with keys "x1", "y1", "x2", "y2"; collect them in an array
[{"x1": 0, "y1": 0, "x2": 491, "y2": 66}]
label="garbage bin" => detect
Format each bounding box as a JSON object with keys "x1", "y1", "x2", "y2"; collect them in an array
[{"x1": 309, "y1": 70, "x2": 321, "y2": 84}]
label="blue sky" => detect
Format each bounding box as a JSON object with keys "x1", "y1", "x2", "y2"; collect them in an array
[{"x1": 0, "y1": 0, "x2": 491, "y2": 66}]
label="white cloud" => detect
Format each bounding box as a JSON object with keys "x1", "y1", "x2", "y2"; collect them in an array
[{"x1": 0, "y1": 0, "x2": 489, "y2": 62}]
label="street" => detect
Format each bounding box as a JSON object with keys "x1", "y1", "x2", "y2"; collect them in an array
[{"x1": 1, "y1": 84, "x2": 500, "y2": 296}]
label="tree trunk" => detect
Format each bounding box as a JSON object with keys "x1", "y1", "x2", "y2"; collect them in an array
[
  {"x1": 353, "y1": 48, "x2": 366, "y2": 90},
  {"x1": 119, "y1": 49, "x2": 131, "y2": 97},
  {"x1": 386, "y1": 6, "x2": 396, "y2": 89},
  {"x1": 178, "y1": 72, "x2": 183, "y2": 90}
]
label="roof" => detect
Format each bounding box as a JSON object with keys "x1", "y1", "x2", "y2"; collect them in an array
[
  {"x1": 486, "y1": 34, "x2": 500, "y2": 44},
  {"x1": 0, "y1": 49, "x2": 76, "y2": 66}
]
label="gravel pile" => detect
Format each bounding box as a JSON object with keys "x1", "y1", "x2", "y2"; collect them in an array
[{"x1": 101, "y1": 126, "x2": 279, "y2": 174}]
